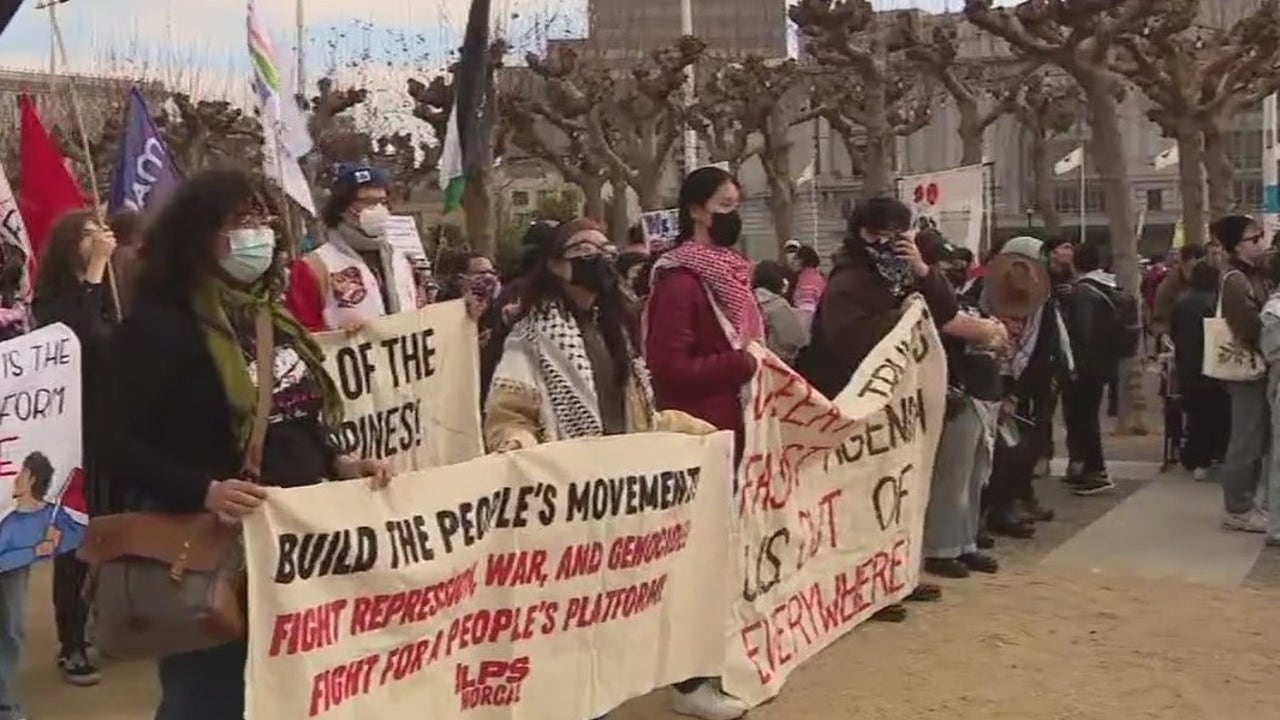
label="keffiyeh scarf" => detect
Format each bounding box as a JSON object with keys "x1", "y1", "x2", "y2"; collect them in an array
[
  {"x1": 500, "y1": 302, "x2": 654, "y2": 441},
  {"x1": 654, "y1": 243, "x2": 765, "y2": 343}
]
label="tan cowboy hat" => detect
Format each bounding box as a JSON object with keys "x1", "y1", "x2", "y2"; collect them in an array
[{"x1": 985, "y1": 236, "x2": 1050, "y2": 318}]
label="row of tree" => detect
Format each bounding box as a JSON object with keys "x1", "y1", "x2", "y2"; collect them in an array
[{"x1": 16, "y1": 0, "x2": 1280, "y2": 270}]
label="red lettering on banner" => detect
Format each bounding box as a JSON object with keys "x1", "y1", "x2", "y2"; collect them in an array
[
  {"x1": 607, "y1": 521, "x2": 690, "y2": 570},
  {"x1": 441, "y1": 601, "x2": 560, "y2": 656},
  {"x1": 484, "y1": 549, "x2": 548, "y2": 588},
  {"x1": 752, "y1": 356, "x2": 857, "y2": 437},
  {"x1": 739, "y1": 537, "x2": 911, "y2": 685},
  {"x1": 554, "y1": 541, "x2": 603, "y2": 580},
  {"x1": 308, "y1": 653, "x2": 379, "y2": 717},
  {"x1": 378, "y1": 638, "x2": 433, "y2": 686},
  {"x1": 739, "y1": 444, "x2": 828, "y2": 517},
  {"x1": 270, "y1": 599, "x2": 348, "y2": 657},
  {"x1": 349, "y1": 563, "x2": 477, "y2": 637},
  {"x1": 0, "y1": 435, "x2": 17, "y2": 478},
  {"x1": 561, "y1": 575, "x2": 668, "y2": 631}
]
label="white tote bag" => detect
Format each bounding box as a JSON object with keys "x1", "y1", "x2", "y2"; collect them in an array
[{"x1": 1203, "y1": 269, "x2": 1265, "y2": 382}]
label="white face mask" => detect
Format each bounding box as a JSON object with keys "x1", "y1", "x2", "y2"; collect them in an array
[
  {"x1": 357, "y1": 204, "x2": 390, "y2": 237},
  {"x1": 220, "y1": 228, "x2": 276, "y2": 284}
]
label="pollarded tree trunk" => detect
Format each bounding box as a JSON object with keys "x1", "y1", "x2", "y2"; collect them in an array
[
  {"x1": 462, "y1": 166, "x2": 495, "y2": 257},
  {"x1": 1083, "y1": 77, "x2": 1146, "y2": 434},
  {"x1": 1173, "y1": 125, "x2": 1207, "y2": 248},
  {"x1": 1029, "y1": 131, "x2": 1063, "y2": 238},
  {"x1": 762, "y1": 121, "x2": 797, "y2": 253},
  {"x1": 957, "y1": 101, "x2": 984, "y2": 167},
  {"x1": 579, "y1": 174, "x2": 606, "y2": 222},
  {"x1": 1202, "y1": 122, "x2": 1234, "y2": 219},
  {"x1": 861, "y1": 78, "x2": 894, "y2": 197},
  {"x1": 606, "y1": 177, "x2": 631, "y2": 240}
]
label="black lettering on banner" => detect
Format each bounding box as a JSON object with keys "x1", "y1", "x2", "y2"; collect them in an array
[
  {"x1": 0, "y1": 348, "x2": 21, "y2": 379},
  {"x1": 825, "y1": 389, "x2": 927, "y2": 471},
  {"x1": 856, "y1": 319, "x2": 930, "y2": 399},
  {"x1": 380, "y1": 329, "x2": 437, "y2": 389},
  {"x1": 0, "y1": 386, "x2": 67, "y2": 424},
  {"x1": 872, "y1": 464, "x2": 913, "y2": 531},
  {"x1": 274, "y1": 527, "x2": 379, "y2": 584},
  {"x1": 383, "y1": 514, "x2": 436, "y2": 570},
  {"x1": 334, "y1": 342, "x2": 377, "y2": 401},
  {"x1": 742, "y1": 529, "x2": 788, "y2": 602},
  {"x1": 563, "y1": 467, "x2": 702, "y2": 522},
  {"x1": 436, "y1": 484, "x2": 555, "y2": 554},
  {"x1": 334, "y1": 401, "x2": 424, "y2": 459},
  {"x1": 28, "y1": 336, "x2": 73, "y2": 371}
]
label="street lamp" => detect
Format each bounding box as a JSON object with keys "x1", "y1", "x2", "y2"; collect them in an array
[{"x1": 1025, "y1": 207, "x2": 1034, "y2": 229}]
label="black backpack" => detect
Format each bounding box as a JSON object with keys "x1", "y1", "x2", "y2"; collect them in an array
[{"x1": 1077, "y1": 278, "x2": 1141, "y2": 361}]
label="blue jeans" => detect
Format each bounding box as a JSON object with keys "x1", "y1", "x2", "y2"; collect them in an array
[
  {"x1": 0, "y1": 567, "x2": 30, "y2": 720},
  {"x1": 1223, "y1": 379, "x2": 1269, "y2": 515},
  {"x1": 155, "y1": 641, "x2": 246, "y2": 720}
]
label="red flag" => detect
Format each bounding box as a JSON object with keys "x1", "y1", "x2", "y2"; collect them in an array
[{"x1": 17, "y1": 94, "x2": 86, "y2": 274}]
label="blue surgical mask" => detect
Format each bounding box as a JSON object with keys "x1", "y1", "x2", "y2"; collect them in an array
[{"x1": 220, "y1": 228, "x2": 276, "y2": 283}]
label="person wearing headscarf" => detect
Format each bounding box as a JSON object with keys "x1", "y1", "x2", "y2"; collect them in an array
[
  {"x1": 1213, "y1": 214, "x2": 1272, "y2": 533},
  {"x1": 100, "y1": 169, "x2": 394, "y2": 720},
  {"x1": 285, "y1": 165, "x2": 423, "y2": 332}
]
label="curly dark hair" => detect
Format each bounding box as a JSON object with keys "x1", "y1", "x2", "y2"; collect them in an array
[
  {"x1": 137, "y1": 168, "x2": 271, "y2": 300},
  {"x1": 35, "y1": 210, "x2": 113, "y2": 300}
]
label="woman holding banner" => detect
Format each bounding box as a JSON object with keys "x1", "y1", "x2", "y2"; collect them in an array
[
  {"x1": 32, "y1": 209, "x2": 122, "y2": 687},
  {"x1": 99, "y1": 169, "x2": 393, "y2": 720},
  {"x1": 644, "y1": 167, "x2": 757, "y2": 720}
]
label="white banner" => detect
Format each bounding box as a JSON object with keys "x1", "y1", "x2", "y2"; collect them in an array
[
  {"x1": 317, "y1": 301, "x2": 483, "y2": 473},
  {"x1": 897, "y1": 164, "x2": 987, "y2": 254},
  {"x1": 0, "y1": 160, "x2": 32, "y2": 299},
  {"x1": 244, "y1": 431, "x2": 734, "y2": 720},
  {"x1": 0, "y1": 323, "x2": 85, "y2": 572},
  {"x1": 724, "y1": 296, "x2": 946, "y2": 705}
]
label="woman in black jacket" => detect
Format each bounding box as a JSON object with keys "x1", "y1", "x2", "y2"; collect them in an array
[
  {"x1": 32, "y1": 209, "x2": 118, "y2": 687},
  {"x1": 1171, "y1": 261, "x2": 1228, "y2": 478},
  {"x1": 101, "y1": 168, "x2": 394, "y2": 720}
]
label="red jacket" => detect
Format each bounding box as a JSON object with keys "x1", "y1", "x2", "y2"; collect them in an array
[{"x1": 644, "y1": 267, "x2": 755, "y2": 434}]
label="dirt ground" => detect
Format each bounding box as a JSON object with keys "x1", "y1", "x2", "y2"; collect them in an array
[{"x1": 18, "y1": 563, "x2": 1280, "y2": 720}]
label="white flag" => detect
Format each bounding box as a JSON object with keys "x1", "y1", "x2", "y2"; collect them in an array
[
  {"x1": 1153, "y1": 145, "x2": 1179, "y2": 171},
  {"x1": 248, "y1": 0, "x2": 316, "y2": 216},
  {"x1": 796, "y1": 158, "x2": 816, "y2": 186},
  {"x1": 0, "y1": 160, "x2": 32, "y2": 300},
  {"x1": 1054, "y1": 146, "x2": 1083, "y2": 176}
]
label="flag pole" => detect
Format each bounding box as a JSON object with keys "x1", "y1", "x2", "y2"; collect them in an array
[
  {"x1": 1078, "y1": 143, "x2": 1086, "y2": 245},
  {"x1": 47, "y1": 0, "x2": 121, "y2": 315},
  {"x1": 810, "y1": 172, "x2": 819, "y2": 247}
]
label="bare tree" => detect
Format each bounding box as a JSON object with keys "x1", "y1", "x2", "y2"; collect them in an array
[
  {"x1": 1009, "y1": 71, "x2": 1083, "y2": 237},
  {"x1": 155, "y1": 94, "x2": 263, "y2": 173},
  {"x1": 1113, "y1": 0, "x2": 1280, "y2": 231},
  {"x1": 303, "y1": 77, "x2": 371, "y2": 187},
  {"x1": 586, "y1": 36, "x2": 708, "y2": 210},
  {"x1": 964, "y1": 0, "x2": 1163, "y2": 432},
  {"x1": 499, "y1": 44, "x2": 615, "y2": 222},
  {"x1": 907, "y1": 22, "x2": 1035, "y2": 165},
  {"x1": 791, "y1": 0, "x2": 937, "y2": 195},
  {"x1": 690, "y1": 56, "x2": 820, "y2": 249}
]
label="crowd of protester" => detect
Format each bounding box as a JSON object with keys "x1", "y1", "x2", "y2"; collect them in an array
[{"x1": 0, "y1": 158, "x2": 1275, "y2": 720}]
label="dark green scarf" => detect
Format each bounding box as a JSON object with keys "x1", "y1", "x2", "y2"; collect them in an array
[{"x1": 192, "y1": 279, "x2": 343, "y2": 455}]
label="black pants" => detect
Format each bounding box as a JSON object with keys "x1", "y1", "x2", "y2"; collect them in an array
[
  {"x1": 1063, "y1": 375, "x2": 1107, "y2": 474},
  {"x1": 1181, "y1": 381, "x2": 1231, "y2": 470},
  {"x1": 985, "y1": 423, "x2": 1041, "y2": 518},
  {"x1": 52, "y1": 552, "x2": 89, "y2": 655}
]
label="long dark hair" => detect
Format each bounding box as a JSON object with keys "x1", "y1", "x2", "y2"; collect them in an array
[
  {"x1": 676, "y1": 166, "x2": 739, "y2": 243},
  {"x1": 35, "y1": 209, "x2": 113, "y2": 300},
  {"x1": 137, "y1": 168, "x2": 268, "y2": 301},
  {"x1": 518, "y1": 218, "x2": 639, "y2": 384}
]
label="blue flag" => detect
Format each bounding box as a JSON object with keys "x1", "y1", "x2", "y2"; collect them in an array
[{"x1": 108, "y1": 87, "x2": 182, "y2": 215}]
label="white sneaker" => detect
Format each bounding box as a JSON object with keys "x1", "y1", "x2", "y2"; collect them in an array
[
  {"x1": 670, "y1": 683, "x2": 749, "y2": 720},
  {"x1": 1192, "y1": 467, "x2": 1208, "y2": 482},
  {"x1": 1223, "y1": 510, "x2": 1268, "y2": 534}
]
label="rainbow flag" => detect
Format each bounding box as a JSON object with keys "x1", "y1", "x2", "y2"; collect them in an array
[{"x1": 247, "y1": 0, "x2": 315, "y2": 215}]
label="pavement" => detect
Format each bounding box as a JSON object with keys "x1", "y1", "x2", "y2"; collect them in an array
[{"x1": 14, "y1": 375, "x2": 1280, "y2": 719}]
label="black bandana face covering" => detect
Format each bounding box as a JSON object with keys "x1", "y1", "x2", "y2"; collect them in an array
[{"x1": 863, "y1": 241, "x2": 914, "y2": 300}]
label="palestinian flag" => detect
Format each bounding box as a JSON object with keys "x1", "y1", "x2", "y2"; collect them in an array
[{"x1": 439, "y1": 0, "x2": 492, "y2": 215}]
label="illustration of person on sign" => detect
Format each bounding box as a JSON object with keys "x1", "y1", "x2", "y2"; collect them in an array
[{"x1": 0, "y1": 453, "x2": 86, "y2": 572}]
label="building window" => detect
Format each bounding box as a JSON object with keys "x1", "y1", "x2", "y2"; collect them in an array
[
  {"x1": 1085, "y1": 186, "x2": 1106, "y2": 213},
  {"x1": 561, "y1": 189, "x2": 579, "y2": 205},
  {"x1": 1053, "y1": 185, "x2": 1079, "y2": 213},
  {"x1": 1145, "y1": 188, "x2": 1163, "y2": 211},
  {"x1": 537, "y1": 190, "x2": 556, "y2": 206},
  {"x1": 1227, "y1": 131, "x2": 1263, "y2": 170},
  {"x1": 1234, "y1": 178, "x2": 1264, "y2": 209},
  {"x1": 512, "y1": 191, "x2": 530, "y2": 207}
]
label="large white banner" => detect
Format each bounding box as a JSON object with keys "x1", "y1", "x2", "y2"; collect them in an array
[
  {"x1": 725, "y1": 297, "x2": 946, "y2": 705},
  {"x1": 897, "y1": 164, "x2": 987, "y2": 253},
  {"x1": 317, "y1": 300, "x2": 483, "y2": 473},
  {"x1": 244, "y1": 431, "x2": 734, "y2": 720},
  {"x1": 0, "y1": 323, "x2": 85, "y2": 572}
]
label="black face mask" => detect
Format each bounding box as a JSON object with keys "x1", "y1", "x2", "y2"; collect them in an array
[
  {"x1": 568, "y1": 256, "x2": 616, "y2": 293},
  {"x1": 709, "y1": 211, "x2": 742, "y2": 247}
]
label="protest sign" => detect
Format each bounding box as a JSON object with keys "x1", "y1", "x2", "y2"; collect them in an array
[
  {"x1": 0, "y1": 323, "x2": 85, "y2": 572},
  {"x1": 317, "y1": 300, "x2": 483, "y2": 472},
  {"x1": 384, "y1": 215, "x2": 425, "y2": 261},
  {"x1": 724, "y1": 296, "x2": 946, "y2": 705},
  {"x1": 896, "y1": 165, "x2": 987, "y2": 254},
  {"x1": 639, "y1": 209, "x2": 679, "y2": 248},
  {"x1": 244, "y1": 431, "x2": 734, "y2": 720}
]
